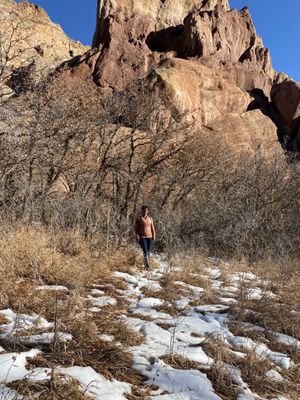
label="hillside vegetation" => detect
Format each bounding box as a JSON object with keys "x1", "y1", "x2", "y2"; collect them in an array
[{"x1": 0, "y1": 0, "x2": 299, "y2": 397}]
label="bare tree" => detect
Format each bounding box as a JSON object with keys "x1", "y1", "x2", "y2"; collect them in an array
[
  {"x1": 176, "y1": 147, "x2": 300, "y2": 260},
  {"x1": 0, "y1": 76, "x2": 192, "y2": 234},
  {"x1": 0, "y1": 2, "x2": 35, "y2": 98},
  {"x1": 1, "y1": 68, "x2": 299, "y2": 258}
]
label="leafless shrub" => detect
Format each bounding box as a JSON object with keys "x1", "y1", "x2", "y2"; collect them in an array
[
  {"x1": 0, "y1": 75, "x2": 195, "y2": 245},
  {"x1": 169, "y1": 147, "x2": 300, "y2": 262},
  {"x1": 0, "y1": 3, "x2": 36, "y2": 98},
  {"x1": 0, "y1": 64, "x2": 299, "y2": 263}
]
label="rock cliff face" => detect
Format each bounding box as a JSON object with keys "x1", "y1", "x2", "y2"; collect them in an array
[
  {"x1": 64, "y1": 0, "x2": 291, "y2": 154},
  {"x1": 0, "y1": 0, "x2": 88, "y2": 95},
  {"x1": 93, "y1": 0, "x2": 230, "y2": 46},
  {"x1": 88, "y1": 0, "x2": 274, "y2": 96},
  {"x1": 272, "y1": 74, "x2": 300, "y2": 151},
  {"x1": 4, "y1": 0, "x2": 299, "y2": 154},
  {"x1": 146, "y1": 58, "x2": 250, "y2": 125}
]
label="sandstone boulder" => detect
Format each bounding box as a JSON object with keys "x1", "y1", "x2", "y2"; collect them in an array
[
  {"x1": 145, "y1": 58, "x2": 250, "y2": 125},
  {"x1": 272, "y1": 74, "x2": 300, "y2": 126},
  {"x1": 205, "y1": 109, "x2": 282, "y2": 156},
  {"x1": 176, "y1": 6, "x2": 274, "y2": 96},
  {"x1": 92, "y1": 13, "x2": 158, "y2": 93}
]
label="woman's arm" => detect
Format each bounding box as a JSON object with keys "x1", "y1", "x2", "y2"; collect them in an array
[
  {"x1": 135, "y1": 218, "x2": 140, "y2": 241},
  {"x1": 151, "y1": 219, "x2": 156, "y2": 241}
]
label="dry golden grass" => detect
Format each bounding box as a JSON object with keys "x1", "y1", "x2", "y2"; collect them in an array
[
  {"x1": 126, "y1": 388, "x2": 152, "y2": 400},
  {"x1": 1, "y1": 225, "x2": 300, "y2": 400},
  {"x1": 140, "y1": 284, "x2": 188, "y2": 314},
  {"x1": 164, "y1": 253, "x2": 213, "y2": 287},
  {"x1": 200, "y1": 332, "x2": 300, "y2": 399},
  {"x1": 147, "y1": 253, "x2": 219, "y2": 310},
  {"x1": 21, "y1": 296, "x2": 145, "y2": 385},
  {"x1": 194, "y1": 334, "x2": 240, "y2": 399},
  {"x1": 226, "y1": 321, "x2": 265, "y2": 342},
  {"x1": 0, "y1": 314, "x2": 10, "y2": 324},
  {"x1": 202, "y1": 334, "x2": 240, "y2": 366},
  {"x1": 230, "y1": 292, "x2": 300, "y2": 341},
  {"x1": 161, "y1": 353, "x2": 199, "y2": 370},
  {"x1": 250, "y1": 257, "x2": 300, "y2": 294},
  {"x1": 226, "y1": 277, "x2": 300, "y2": 398},
  {"x1": 156, "y1": 322, "x2": 174, "y2": 330},
  {"x1": 228, "y1": 320, "x2": 300, "y2": 368},
  {"x1": 189, "y1": 288, "x2": 220, "y2": 305},
  {"x1": 237, "y1": 351, "x2": 300, "y2": 399},
  {"x1": 131, "y1": 313, "x2": 156, "y2": 321},
  {"x1": 282, "y1": 364, "x2": 300, "y2": 396},
  {"x1": 153, "y1": 304, "x2": 179, "y2": 317},
  {"x1": 9, "y1": 379, "x2": 90, "y2": 400},
  {"x1": 4, "y1": 297, "x2": 145, "y2": 389},
  {"x1": 225, "y1": 254, "x2": 300, "y2": 383},
  {"x1": 266, "y1": 339, "x2": 300, "y2": 364},
  {"x1": 0, "y1": 225, "x2": 138, "y2": 312},
  {"x1": 200, "y1": 362, "x2": 239, "y2": 400},
  {"x1": 238, "y1": 352, "x2": 274, "y2": 389},
  {"x1": 28, "y1": 312, "x2": 145, "y2": 383},
  {"x1": 0, "y1": 224, "x2": 148, "y2": 398}
]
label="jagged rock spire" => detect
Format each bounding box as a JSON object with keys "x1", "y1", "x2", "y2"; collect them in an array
[{"x1": 93, "y1": 0, "x2": 229, "y2": 46}]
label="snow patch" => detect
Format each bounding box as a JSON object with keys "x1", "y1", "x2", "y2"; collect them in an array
[
  {"x1": 36, "y1": 285, "x2": 68, "y2": 292},
  {"x1": 59, "y1": 366, "x2": 131, "y2": 400},
  {"x1": 0, "y1": 349, "x2": 41, "y2": 382},
  {"x1": 0, "y1": 309, "x2": 53, "y2": 338},
  {"x1": 137, "y1": 297, "x2": 165, "y2": 308},
  {"x1": 88, "y1": 296, "x2": 117, "y2": 307},
  {"x1": 90, "y1": 289, "x2": 105, "y2": 296},
  {"x1": 17, "y1": 332, "x2": 72, "y2": 345},
  {"x1": 0, "y1": 385, "x2": 25, "y2": 400},
  {"x1": 266, "y1": 369, "x2": 284, "y2": 382},
  {"x1": 145, "y1": 360, "x2": 221, "y2": 400}
]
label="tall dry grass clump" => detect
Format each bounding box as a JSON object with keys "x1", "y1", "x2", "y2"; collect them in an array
[
  {"x1": 0, "y1": 223, "x2": 138, "y2": 312},
  {"x1": 0, "y1": 223, "x2": 147, "y2": 397}
]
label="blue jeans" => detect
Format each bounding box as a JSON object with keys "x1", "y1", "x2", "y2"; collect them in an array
[{"x1": 139, "y1": 238, "x2": 152, "y2": 265}]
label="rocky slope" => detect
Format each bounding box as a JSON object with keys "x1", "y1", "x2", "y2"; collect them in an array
[
  {"x1": 66, "y1": 0, "x2": 299, "y2": 153},
  {"x1": 272, "y1": 74, "x2": 300, "y2": 151},
  {"x1": 2, "y1": 0, "x2": 299, "y2": 153},
  {"x1": 0, "y1": 0, "x2": 88, "y2": 96},
  {"x1": 91, "y1": 0, "x2": 273, "y2": 94}
]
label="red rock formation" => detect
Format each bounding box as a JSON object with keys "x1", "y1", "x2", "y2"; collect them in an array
[
  {"x1": 82, "y1": 0, "x2": 275, "y2": 97},
  {"x1": 272, "y1": 74, "x2": 300, "y2": 151},
  {"x1": 92, "y1": 13, "x2": 157, "y2": 93},
  {"x1": 144, "y1": 58, "x2": 250, "y2": 125},
  {"x1": 93, "y1": 0, "x2": 230, "y2": 47},
  {"x1": 64, "y1": 0, "x2": 297, "y2": 154}
]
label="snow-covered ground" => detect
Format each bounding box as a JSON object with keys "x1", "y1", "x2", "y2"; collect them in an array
[{"x1": 0, "y1": 257, "x2": 298, "y2": 399}]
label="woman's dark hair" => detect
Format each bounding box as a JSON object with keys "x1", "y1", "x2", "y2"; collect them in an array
[{"x1": 141, "y1": 205, "x2": 149, "y2": 211}]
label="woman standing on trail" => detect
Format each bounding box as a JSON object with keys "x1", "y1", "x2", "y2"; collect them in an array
[{"x1": 135, "y1": 205, "x2": 156, "y2": 269}]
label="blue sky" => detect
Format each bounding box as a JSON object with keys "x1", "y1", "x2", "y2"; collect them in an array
[
  {"x1": 230, "y1": 0, "x2": 300, "y2": 82},
  {"x1": 25, "y1": 0, "x2": 299, "y2": 82}
]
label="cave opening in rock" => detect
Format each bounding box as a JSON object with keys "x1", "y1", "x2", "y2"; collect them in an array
[
  {"x1": 247, "y1": 89, "x2": 269, "y2": 113},
  {"x1": 146, "y1": 23, "x2": 204, "y2": 59},
  {"x1": 146, "y1": 25, "x2": 185, "y2": 53},
  {"x1": 247, "y1": 88, "x2": 292, "y2": 148}
]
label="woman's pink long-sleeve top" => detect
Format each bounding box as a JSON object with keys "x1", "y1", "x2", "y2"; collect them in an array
[{"x1": 135, "y1": 216, "x2": 156, "y2": 240}]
